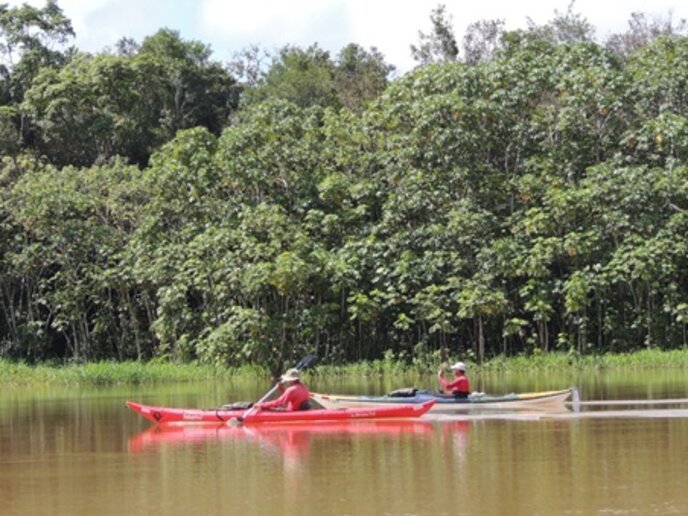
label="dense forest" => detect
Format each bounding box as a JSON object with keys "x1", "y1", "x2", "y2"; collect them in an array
[{"x1": 1, "y1": 1, "x2": 688, "y2": 370}]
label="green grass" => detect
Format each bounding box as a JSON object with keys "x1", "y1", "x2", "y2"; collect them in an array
[
  {"x1": 2, "y1": 348, "x2": 688, "y2": 386},
  {"x1": 0, "y1": 359, "x2": 266, "y2": 386},
  {"x1": 312, "y1": 348, "x2": 688, "y2": 377}
]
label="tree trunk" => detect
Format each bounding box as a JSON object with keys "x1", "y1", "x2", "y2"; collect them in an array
[
  {"x1": 478, "y1": 314, "x2": 485, "y2": 364},
  {"x1": 539, "y1": 319, "x2": 549, "y2": 352},
  {"x1": 646, "y1": 292, "x2": 653, "y2": 348},
  {"x1": 597, "y1": 296, "x2": 603, "y2": 350}
]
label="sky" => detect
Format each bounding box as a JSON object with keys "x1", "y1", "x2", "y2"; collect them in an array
[{"x1": 7, "y1": 0, "x2": 688, "y2": 73}]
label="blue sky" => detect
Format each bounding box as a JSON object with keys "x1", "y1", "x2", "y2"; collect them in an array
[{"x1": 7, "y1": 0, "x2": 688, "y2": 73}]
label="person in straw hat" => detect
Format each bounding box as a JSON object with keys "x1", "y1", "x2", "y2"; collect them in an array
[
  {"x1": 437, "y1": 361, "x2": 471, "y2": 398},
  {"x1": 255, "y1": 368, "x2": 311, "y2": 411}
]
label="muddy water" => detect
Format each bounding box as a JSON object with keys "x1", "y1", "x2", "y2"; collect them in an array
[{"x1": 1, "y1": 370, "x2": 687, "y2": 515}]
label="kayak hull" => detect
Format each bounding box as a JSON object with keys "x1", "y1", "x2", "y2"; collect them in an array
[
  {"x1": 126, "y1": 399, "x2": 435, "y2": 425},
  {"x1": 311, "y1": 388, "x2": 576, "y2": 412}
]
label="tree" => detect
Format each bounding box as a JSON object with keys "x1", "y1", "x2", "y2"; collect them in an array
[
  {"x1": 234, "y1": 43, "x2": 394, "y2": 112},
  {"x1": 21, "y1": 29, "x2": 238, "y2": 167},
  {"x1": 137, "y1": 28, "x2": 238, "y2": 137},
  {"x1": 546, "y1": 0, "x2": 595, "y2": 44},
  {"x1": 334, "y1": 43, "x2": 394, "y2": 112},
  {"x1": 0, "y1": 0, "x2": 73, "y2": 154},
  {"x1": 0, "y1": 105, "x2": 19, "y2": 155},
  {"x1": 411, "y1": 4, "x2": 459, "y2": 65},
  {"x1": 0, "y1": 0, "x2": 74, "y2": 103},
  {"x1": 7, "y1": 159, "x2": 149, "y2": 361},
  {"x1": 245, "y1": 44, "x2": 338, "y2": 109},
  {"x1": 228, "y1": 44, "x2": 272, "y2": 89},
  {"x1": 622, "y1": 37, "x2": 688, "y2": 168},
  {"x1": 515, "y1": 1, "x2": 594, "y2": 47},
  {"x1": 115, "y1": 37, "x2": 139, "y2": 57},
  {"x1": 455, "y1": 276, "x2": 507, "y2": 363},
  {"x1": 462, "y1": 19, "x2": 505, "y2": 65},
  {"x1": 22, "y1": 53, "x2": 150, "y2": 166},
  {"x1": 606, "y1": 11, "x2": 688, "y2": 58}
]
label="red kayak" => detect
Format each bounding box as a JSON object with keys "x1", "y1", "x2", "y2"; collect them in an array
[{"x1": 126, "y1": 400, "x2": 435, "y2": 425}]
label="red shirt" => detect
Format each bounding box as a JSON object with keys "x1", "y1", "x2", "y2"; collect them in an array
[
  {"x1": 439, "y1": 373, "x2": 470, "y2": 395},
  {"x1": 260, "y1": 382, "x2": 310, "y2": 411}
]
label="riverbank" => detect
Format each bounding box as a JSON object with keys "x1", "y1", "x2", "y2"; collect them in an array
[{"x1": 2, "y1": 348, "x2": 688, "y2": 386}]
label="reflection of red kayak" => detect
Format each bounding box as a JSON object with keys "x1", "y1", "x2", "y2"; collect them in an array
[
  {"x1": 126, "y1": 400, "x2": 435, "y2": 425},
  {"x1": 128, "y1": 419, "x2": 435, "y2": 452}
]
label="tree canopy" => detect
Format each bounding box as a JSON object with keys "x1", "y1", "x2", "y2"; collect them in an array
[{"x1": 1, "y1": 3, "x2": 688, "y2": 371}]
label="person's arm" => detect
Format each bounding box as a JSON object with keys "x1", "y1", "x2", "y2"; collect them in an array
[
  {"x1": 258, "y1": 387, "x2": 290, "y2": 410},
  {"x1": 437, "y1": 370, "x2": 449, "y2": 388},
  {"x1": 445, "y1": 377, "x2": 462, "y2": 391}
]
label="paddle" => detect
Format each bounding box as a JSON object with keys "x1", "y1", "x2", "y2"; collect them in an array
[{"x1": 228, "y1": 354, "x2": 318, "y2": 427}]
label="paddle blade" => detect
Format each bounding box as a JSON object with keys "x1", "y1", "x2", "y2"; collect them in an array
[
  {"x1": 295, "y1": 354, "x2": 317, "y2": 371},
  {"x1": 228, "y1": 417, "x2": 243, "y2": 427}
]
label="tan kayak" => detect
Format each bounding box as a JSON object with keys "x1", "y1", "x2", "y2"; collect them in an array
[{"x1": 311, "y1": 387, "x2": 578, "y2": 413}]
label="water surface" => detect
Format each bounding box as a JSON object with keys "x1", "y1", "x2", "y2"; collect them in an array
[{"x1": 1, "y1": 371, "x2": 687, "y2": 515}]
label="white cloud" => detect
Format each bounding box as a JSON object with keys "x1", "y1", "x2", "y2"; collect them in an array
[
  {"x1": 344, "y1": 0, "x2": 434, "y2": 73},
  {"x1": 200, "y1": 0, "x2": 333, "y2": 42},
  {"x1": 5, "y1": 0, "x2": 688, "y2": 72}
]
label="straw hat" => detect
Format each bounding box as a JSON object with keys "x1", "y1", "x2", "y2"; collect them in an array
[{"x1": 280, "y1": 368, "x2": 301, "y2": 382}]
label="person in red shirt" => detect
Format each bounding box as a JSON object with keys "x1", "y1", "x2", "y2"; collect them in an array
[
  {"x1": 255, "y1": 368, "x2": 311, "y2": 411},
  {"x1": 437, "y1": 361, "x2": 470, "y2": 398}
]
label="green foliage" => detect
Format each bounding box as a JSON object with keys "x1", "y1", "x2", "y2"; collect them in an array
[
  {"x1": 239, "y1": 42, "x2": 395, "y2": 113},
  {"x1": 0, "y1": 0, "x2": 74, "y2": 102},
  {"x1": 411, "y1": 4, "x2": 459, "y2": 65},
  {"x1": 334, "y1": 44, "x2": 394, "y2": 112},
  {"x1": 20, "y1": 29, "x2": 237, "y2": 167},
  {"x1": 6, "y1": 159, "x2": 148, "y2": 361},
  {"x1": 245, "y1": 44, "x2": 338, "y2": 109},
  {"x1": 3, "y1": 30, "x2": 688, "y2": 368}
]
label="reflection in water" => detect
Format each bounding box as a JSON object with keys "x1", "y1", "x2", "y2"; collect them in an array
[
  {"x1": 128, "y1": 419, "x2": 438, "y2": 458},
  {"x1": 127, "y1": 418, "x2": 473, "y2": 511},
  {"x1": 439, "y1": 420, "x2": 472, "y2": 462}
]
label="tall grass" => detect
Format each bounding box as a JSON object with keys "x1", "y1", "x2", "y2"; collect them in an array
[
  {"x1": 0, "y1": 360, "x2": 266, "y2": 386},
  {"x1": 2, "y1": 348, "x2": 688, "y2": 386},
  {"x1": 312, "y1": 348, "x2": 688, "y2": 377}
]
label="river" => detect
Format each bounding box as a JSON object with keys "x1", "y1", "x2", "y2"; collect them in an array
[{"x1": 1, "y1": 369, "x2": 687, "y2": 515}]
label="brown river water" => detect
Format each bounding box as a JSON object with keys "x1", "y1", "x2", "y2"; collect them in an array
[{"x1": 1, "y1": 370, "x2": 688, "y2": 515}]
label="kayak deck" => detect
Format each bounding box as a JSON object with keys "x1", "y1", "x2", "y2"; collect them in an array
[
  {"x1": 311, "y1": 388, "x2": 576, "y2": 412},
  {"x1": 126, "y1": 399, "x2": 435, "y2": 425}
]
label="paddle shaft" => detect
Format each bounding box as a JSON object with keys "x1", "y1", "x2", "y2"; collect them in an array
[{"x1": 238, "y1": 383, "x2": 282, "y2": 422}]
